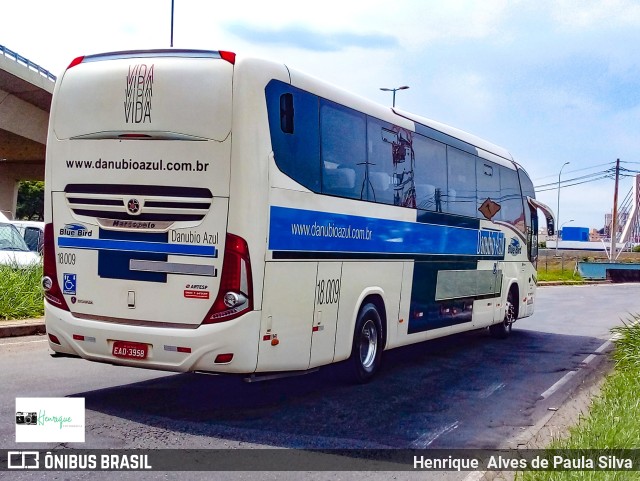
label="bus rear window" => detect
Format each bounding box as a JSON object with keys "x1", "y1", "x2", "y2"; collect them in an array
[{"x1": 53, "y1": 56, "x2": 233, "y2": 141}]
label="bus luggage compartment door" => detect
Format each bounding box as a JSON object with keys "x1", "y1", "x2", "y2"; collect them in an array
[
  {"x1": 309, "y1": 262, "x2": 342, "y2": 369},
  {"x1": 257, "y1": 262, "x2": 317, "y2": 372}
]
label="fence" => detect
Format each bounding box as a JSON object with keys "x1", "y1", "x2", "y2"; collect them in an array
[
  {"x1": 538, "y1": 251, "x2": 581, "y2": 274},
  {"x1": 0, "y1": 43, "x2": 56, "y2": 82},
  {"x1": 538, "y1": 249, "x2": 640, "y2": 277}
]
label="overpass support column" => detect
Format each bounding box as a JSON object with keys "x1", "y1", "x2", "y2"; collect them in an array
[{"x1": 0, "y1": 162, "x2": 18, "y2": 219}]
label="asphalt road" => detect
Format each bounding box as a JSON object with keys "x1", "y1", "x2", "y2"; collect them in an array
[{"x1": 1, "y1": 283, "x2": 639, "y2": 480}]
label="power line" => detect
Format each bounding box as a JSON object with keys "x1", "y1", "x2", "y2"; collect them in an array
[
  {"x1": 534, "y1": 168, "x2": 615, "y2": 190},
  {"x1": 535, "y1": 170, "x2": 612, "y2": 189},
  {"x1": 535, "y1": 174, "x2": 613, "y2": 192},
  {"x1": 532, "y1": 161, "x2": 616, "y2": 182}
]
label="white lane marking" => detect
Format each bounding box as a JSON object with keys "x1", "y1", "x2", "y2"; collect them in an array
[
  {"x1": 541, "y1": 370, "x2": 578, "y2": 399},
  {"x1": 411, "y1": 421, "x2": 459, "y2": 448},
  {"x1": 478, "y1": 382, "x2": 506, "y2": 399},
  {"x1": 541, "y1": 336, "x2": 616, "y2": 400},
  {"x1": 466, "y1": 333, "x2": 624, "y2": 481},
  {"x1": 582, "y1": 338, "x2": 615, "y2": 364}
]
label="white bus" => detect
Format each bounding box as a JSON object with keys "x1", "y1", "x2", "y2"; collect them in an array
[{"x1": 43, "y1": 49, "x2": 554, "y2": 382}]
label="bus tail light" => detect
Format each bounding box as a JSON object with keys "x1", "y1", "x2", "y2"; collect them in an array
[
  {"x1": 202, "y1": 233, "x2": 253, "y2": 324},
  {"x1": 42, "y1": 223, "x2": 70, "y2": 312},
  {"x1": 219, "y1": 51, "x2": 236, "y2": 64},
  {"x1": 67, "y1": 56, "x2": 85, "y2": 70}
]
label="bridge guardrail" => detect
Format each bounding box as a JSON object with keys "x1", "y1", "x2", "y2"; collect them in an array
[{"x1": 0, "y1": 43, "x2": 56, "y2": 82}]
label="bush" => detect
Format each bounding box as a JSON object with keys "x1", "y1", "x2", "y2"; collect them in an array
[{"x1": 0, "y1": 262, "x2": 44, "y2": 320}]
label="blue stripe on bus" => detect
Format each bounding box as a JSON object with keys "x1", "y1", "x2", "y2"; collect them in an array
[
  {"x1": 97, "y1": 229, "x2": 169, "y2": 283},
  {"x1": 57, "y1": 237, "x2": 217, "y2": 257},
  {"x1": 268, "y1": 206, "x2": 504, "y2": 257}
]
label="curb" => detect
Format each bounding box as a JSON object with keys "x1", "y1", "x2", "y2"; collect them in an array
[
  {"x1": 538, "y1": 280, "x2": 611, "y2": 287},
  {"x1": 0, "y1": 318, "x2": 46, "y2": 339}
]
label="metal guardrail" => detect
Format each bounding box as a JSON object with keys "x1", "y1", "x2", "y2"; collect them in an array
[{"x1": 0, "y1": 43, "x2": 56, "y2": 82}]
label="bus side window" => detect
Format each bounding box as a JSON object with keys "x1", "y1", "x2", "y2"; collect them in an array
[
  {"x1": 320, "y1": 101, "x2": 366, "y2": 199},
  {"x1": 446, "y1": 147, "x2": 477, "y2": 217},
  {"x1": 476, "y1": 159, "x2": 502, "y2": 221},
  {"x1": 266, "y1": 81, "x2": 321, "y2": 192},
  {"x1": 280, "y1": 93, "x2": 294, "y2": 134},
  {"x1": 499, "y1": 166, "x2": 525, "y2": 232},
  {"x1": 365, "y1": 120, "x2": 396, "y2": 205},
  {"x1": 413, "y1": 134, "x2": 447, "y2": 212}
]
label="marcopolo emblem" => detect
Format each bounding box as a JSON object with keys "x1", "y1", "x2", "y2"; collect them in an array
[{"x1": 127, "y1": 198, "x2": 141, "y2": 215}]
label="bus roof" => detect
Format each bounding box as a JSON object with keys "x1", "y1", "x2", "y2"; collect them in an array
[
  {"x1": 391, "y1": 108, "x2": 515, "y2": 165},
  {"x1": 283, "y1": 59, "x2": 516, "y2": 168}
]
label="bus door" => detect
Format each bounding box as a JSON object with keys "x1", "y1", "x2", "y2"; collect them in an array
[{"x1": 492, "y1": 262, "x2": 505, "y2": 323}]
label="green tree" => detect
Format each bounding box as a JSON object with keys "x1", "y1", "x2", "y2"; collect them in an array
[{"x1": 16, "y1": 181, "x2": 44, "y2": 220}]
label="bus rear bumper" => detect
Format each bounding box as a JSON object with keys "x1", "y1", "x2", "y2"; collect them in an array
[{"x1": 44, "y1": 303, "x2": 261, "y2": 374}]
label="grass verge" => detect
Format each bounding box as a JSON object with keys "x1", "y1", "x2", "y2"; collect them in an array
[
  {"x1": 519, "y1": 319, "x2": 640, "y2": 480},
  {"x1": 0, "y1": 262, "x2": 44, "y2": 320},
  {"x1": 537, "y1": 269, "x2": 584, "y2": 283}
]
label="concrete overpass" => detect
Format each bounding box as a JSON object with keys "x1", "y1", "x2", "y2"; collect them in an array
[{"x1": 0, "y1": 44, "x2": 55, "y2": 219}]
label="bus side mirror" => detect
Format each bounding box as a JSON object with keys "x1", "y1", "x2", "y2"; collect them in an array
[
  {"x1": 526, "y1": 197, "x2": 555, "y2": 237},
  {"x1": 546, "y1": 216, "x2": 555, "y2": 236}
]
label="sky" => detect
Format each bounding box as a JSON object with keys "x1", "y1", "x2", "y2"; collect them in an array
[{"x1": 3, "y1": 0, "x2": 640, "y2": 230}]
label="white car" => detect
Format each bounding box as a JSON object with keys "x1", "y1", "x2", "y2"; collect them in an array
[
  {"x1": 10, "y1": 220, "x2": 45, "y2": 253},
  {"x1": 0, "y1": 222, "x2": 41, "y2": 267}
]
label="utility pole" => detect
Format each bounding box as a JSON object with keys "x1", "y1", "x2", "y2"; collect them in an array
[
  {"x1": 555, "y1": 162, "x2": 570, "y2": 256},
  {"x1": 170, "y1": 0, "x2": 175, "y2": 47},
  {"x1": 610, "y1": 158, "x2": 620, "y2": 261}
]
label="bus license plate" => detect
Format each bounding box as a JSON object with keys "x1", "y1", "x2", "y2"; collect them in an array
[{"x1": 112, "y1": 341, "x2": 148, "y2": 360}]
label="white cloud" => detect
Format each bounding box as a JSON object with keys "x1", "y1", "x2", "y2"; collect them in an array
[
  {"x1": 551, "y1": 0, "x2": 640, "y2": 29},
  {"x1": 426, "y1": 70, "x2": 497, "y2": 125}
]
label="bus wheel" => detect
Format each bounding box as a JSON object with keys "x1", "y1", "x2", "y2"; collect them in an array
[
  {"x1": 349, "y1": 303, "x2": 383, "y2": 383},
  {"x1": 490, "y1": 290, "x2": 515, "y2": 339}
]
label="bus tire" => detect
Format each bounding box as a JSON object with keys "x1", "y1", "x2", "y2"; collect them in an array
[
  {"x1": 490, "y1": 289, "x2": 515, "y2": 339},
  {"x1": 348, "y1": 302, "x2": 383, "y2": 383}
]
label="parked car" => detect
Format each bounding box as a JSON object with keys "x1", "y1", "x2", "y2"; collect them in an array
[
  {"x1": 10, "y1": 220, "x2": 44, "y2": 253},
  {"x1": 0, "y1": 222, "x2": 40, "y2": 267}
]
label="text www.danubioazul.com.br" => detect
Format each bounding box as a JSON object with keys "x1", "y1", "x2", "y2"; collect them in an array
[
  {"x1": 290, "y1": 222, "x2": 373, "y2": 240},
  {"x1": 65, "y1": 158, "x2": 210, "y2": 172}
]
